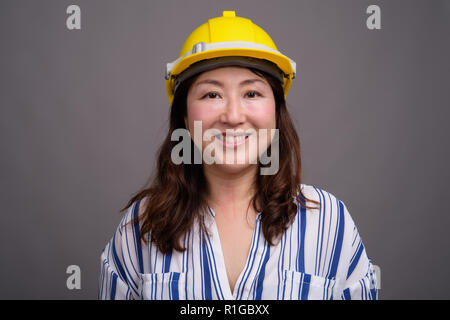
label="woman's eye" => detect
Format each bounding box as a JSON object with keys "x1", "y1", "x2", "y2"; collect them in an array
[
  {"x1": 202, "y1": 92, "x2": 220, "y2": 99},
  {"x1": 246, "y1": 91, "x2": 261, "y2": 98}
]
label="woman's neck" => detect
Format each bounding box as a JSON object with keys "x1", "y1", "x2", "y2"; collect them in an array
[{"x1": 203, "y1": 165, "x2": 258, "y2": 220}]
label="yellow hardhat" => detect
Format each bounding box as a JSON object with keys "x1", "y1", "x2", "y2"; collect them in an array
[{"x1": 165, "y1": 11, "x2": 296, "y2": 107}]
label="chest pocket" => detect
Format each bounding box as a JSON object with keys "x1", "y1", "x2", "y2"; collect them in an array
[
  {"x1": 280, "y1": 270, "x2": 336, "y2": 300},
  {"x1": 138, "y1": 272, "x2": 186, "y2": 300}
]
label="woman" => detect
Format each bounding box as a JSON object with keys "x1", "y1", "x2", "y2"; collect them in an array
[{"x1": 99, "y1": 11, "x2": 378, "y2": 300}]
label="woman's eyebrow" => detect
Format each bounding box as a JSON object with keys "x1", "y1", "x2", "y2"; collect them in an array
[{"x1": 194, "y1": 78, "x2": 268, "y2": 88}]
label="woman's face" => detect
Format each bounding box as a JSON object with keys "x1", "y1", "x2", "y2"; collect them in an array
[{"x1": 185, "y1": 66, "x2": 276, "y2": 174}]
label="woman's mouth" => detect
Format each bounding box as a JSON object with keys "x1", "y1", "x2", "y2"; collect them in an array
[{"x1": 214, "y1": 133, "x2": 252, "y2": 148}]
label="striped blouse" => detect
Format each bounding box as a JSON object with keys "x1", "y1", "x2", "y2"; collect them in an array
[{"x1": 98, "y1": 184, "x2": 378, "y2": 300}]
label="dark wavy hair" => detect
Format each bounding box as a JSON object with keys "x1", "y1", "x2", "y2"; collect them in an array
[{"x1": 121, "y1": 66, "x2": 320, "y2": 254}]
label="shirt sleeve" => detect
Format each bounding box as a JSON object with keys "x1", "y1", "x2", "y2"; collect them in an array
[
  {"x1": 98, "y1": 202, "x2": 142, "y2": 300},
  {"x1": 340, "y1": 210, "x2": 379, "y2": 300}
]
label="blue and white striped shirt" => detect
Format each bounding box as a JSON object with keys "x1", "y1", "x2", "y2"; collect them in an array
[{"x1": 99, "y1": 184, "x2": 378, "y2": 300}]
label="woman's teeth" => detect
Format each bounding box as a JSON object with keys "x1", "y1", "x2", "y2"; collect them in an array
[{"x1": 215, "y1": 134, "x2": 249, "y2": 143}]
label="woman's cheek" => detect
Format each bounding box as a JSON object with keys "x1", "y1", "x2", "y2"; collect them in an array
[
  {"x1": 186, "y1": 109, "x2": 215, "y2": 141},
  {"x1": 249, "y1": 102, "x2": 276, "y2": 127}
]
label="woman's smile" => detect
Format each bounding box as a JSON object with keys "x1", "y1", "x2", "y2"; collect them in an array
[{"x1": 214, "y1": 131, "x2": 252, "y2": 148}]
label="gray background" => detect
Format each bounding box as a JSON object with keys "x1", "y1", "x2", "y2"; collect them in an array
[{"x1": 1, "y1": 0, "x2": 449, "y2": 299}]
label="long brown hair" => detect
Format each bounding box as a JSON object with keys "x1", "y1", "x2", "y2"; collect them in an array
[{"x1": 121, "y1": 67, "x2": 320, "y2": 254}]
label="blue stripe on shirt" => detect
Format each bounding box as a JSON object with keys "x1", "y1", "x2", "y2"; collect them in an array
[
  {"x1": 255, "y1": 245, "x2": 270, "y2": 299},
  {"x1": 132, "y1": 200, "x2": 144, "y2": 274},
  {"x1": 328, "y1": 200, "x2": 345, "y2": 278}
]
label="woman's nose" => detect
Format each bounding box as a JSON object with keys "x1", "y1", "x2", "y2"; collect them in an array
[{"x1": 219, "y1": 94, "x2": 246, "y2": 125}]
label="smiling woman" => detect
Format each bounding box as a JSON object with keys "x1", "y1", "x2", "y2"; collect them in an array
[{"x1": 99, "y1": 11, "x2": 378, "y2": 300}]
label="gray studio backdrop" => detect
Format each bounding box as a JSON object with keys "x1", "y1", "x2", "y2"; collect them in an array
[{"x1": 1, "y1": 0, "x2": 449, "y2": 299}]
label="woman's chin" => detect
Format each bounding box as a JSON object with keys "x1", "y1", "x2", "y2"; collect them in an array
[{"x1": 206, "y1": 162, "x2": 257, "y2": 175}]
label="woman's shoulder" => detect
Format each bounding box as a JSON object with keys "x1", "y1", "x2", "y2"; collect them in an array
[
  {"x1": 299, "y1": 183, "x2": 344, "y2": 207},
  {"x1": 117, "y1": 196, "x2": 150, "y2": 232},
  {"x1": 298, "y1": 183, "x2": 356, "y2": 226}
]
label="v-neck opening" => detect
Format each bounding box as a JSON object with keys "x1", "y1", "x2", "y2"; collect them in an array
[{"x1": 207, "y1": 206, "x2": 262, "y2": 299}]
